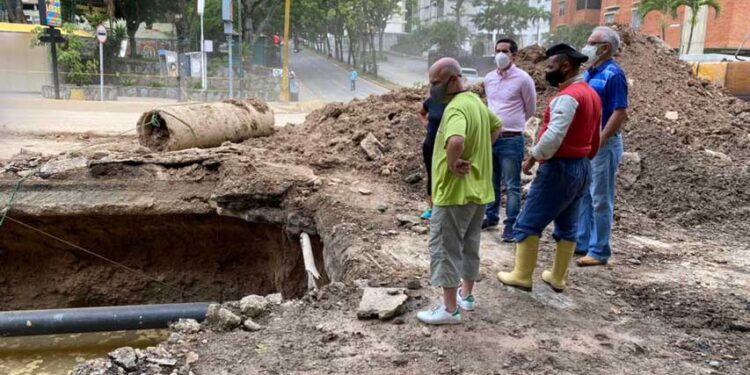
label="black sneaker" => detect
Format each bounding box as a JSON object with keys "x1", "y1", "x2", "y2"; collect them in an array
[
  {"x1": 502, "y1": 226, "x2": 515, "y2": 242},
  {"x1": 481, "y1": 219, "x2": 498, "y2": 230}
]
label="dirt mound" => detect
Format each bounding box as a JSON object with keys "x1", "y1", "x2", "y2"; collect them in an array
[
  {"x1": 513, "y1": 28, "x2": 750, "y2": 229},
  {"x1": 246, "y1": 88, "x2": 429, "y2": 192}
]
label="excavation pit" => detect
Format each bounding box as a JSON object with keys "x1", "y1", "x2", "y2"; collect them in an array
[{"x1": 0, "y1": 214, "x2": 327, "y2": 311}]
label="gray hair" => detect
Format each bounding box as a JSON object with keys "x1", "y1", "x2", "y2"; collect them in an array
[{"x1": 593, "y1": 26, "x2": 620, "y2": 51}]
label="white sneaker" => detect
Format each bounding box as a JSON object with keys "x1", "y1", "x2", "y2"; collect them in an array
[
  {"x1": 417, "y1": 303, "x2": 461, "y2": 325},
  {"x1": 457, "y1": 289, "x2": 475, "y2": 311}
]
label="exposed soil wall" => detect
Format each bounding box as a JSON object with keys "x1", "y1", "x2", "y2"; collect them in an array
[{"x1": 0, "y1": 214, "x2": 326, "y2": 311}]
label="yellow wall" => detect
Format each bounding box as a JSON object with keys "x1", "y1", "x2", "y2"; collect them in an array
[{"x1": 0, "y1": 32, "x2": 51, "y2": 93}]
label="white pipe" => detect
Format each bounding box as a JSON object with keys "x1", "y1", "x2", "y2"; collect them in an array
[{"x1": 300, "y1": 232, "x2": 321, "y2": 290}]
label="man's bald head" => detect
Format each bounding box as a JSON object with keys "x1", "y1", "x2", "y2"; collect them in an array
[
  {"x1": 429, "y1": 57, "x2": 461, "y2": 85},
  {"x1": 428, "y1": 57, "x2": 464, "y2": 103}
]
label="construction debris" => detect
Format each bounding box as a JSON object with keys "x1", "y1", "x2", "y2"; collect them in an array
[{"x1": 357, "y1": 287, "x2": 409, "y2": 320}]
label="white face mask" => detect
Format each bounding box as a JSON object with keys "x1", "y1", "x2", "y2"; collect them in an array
[
  {"x1": 581, "y1": 44, "x2": 601, "y2": 64},
  {"x1": 495, "y1": 52, "x2": 511, "y2": 70}
]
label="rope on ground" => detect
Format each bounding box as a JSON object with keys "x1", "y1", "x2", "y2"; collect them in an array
[
  {"x1": 4, "y1": 215, "x2": 195, "y2": 300},
  {"x1": 0, "y1": 126, "x2": 139, "y2": 228}
]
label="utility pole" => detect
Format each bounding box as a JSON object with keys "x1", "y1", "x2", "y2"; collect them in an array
[
  {"x1": 198, "y1": 0, "x2": 206, "y2": 91},
  {"x1": 222, "y1": 0, "x2": 234, "y2": 98},
  {"x1": 281, "y1": 0, "x2": 291, "y2": 102},
  {"x1": 238, "y1": 0, "x2": 244, "y2": 91}
]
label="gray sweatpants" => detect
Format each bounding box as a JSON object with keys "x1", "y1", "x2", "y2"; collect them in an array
[{"x1": 428, "y1": 204, "x2": 485, "y2": 288}]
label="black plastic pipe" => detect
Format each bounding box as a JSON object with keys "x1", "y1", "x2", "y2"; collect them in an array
[{"x1": 0, "y1": 303, "x2": 210, "y2": 337}]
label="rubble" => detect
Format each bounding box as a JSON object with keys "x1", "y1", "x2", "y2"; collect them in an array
[
  {"x1": 239, "y1": 295, "x2": 269, "y2": 318},
  {"x1": 357, "y1": 287, "x2": 409, "y2": 320},
  {"x1": 108, "y1": 347, "x2": 137, "y2": 371},
  {"x1": 171, "y1": 318, "x2": 202, "y2": 334},
  {"x1": 205, "y1": 304, "x2": 242, "y2": 331}
]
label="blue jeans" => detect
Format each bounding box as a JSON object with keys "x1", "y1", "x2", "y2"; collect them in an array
[
  {"x1": 514, "y1": 158, "x2": 592, "y2": 243},
  {"x1": 485, "y1": 136, "x2": 524, "y2": 227},
  {"x1": 576, "y1": 134, "x2": 624, "y2": 262}
]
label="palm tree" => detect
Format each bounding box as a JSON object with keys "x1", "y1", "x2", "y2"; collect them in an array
[
  {"x1": 637, "y1": 0, "x2": 675, "y2": 42},
  {"x1": 671, "y1": 0, "x2": 721, "y2": 55},
  {"x1": 528, "y1": 6, "x2": 550, "y2": 46}
]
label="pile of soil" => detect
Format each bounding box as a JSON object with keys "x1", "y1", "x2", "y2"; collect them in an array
[
  {"x1": 268, "y1": 28, "x2": 750, "y2": 230},
  {"x1": 245, "y1": 89, "x2": 429, "y2": 192},
  {"x1": 513, "y1": 28, "x2": 750, "y2": 230}
]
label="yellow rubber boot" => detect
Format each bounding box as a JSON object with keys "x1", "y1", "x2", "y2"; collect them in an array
[
  {"x1": 542, "y1": 240, "x2": 576, "y2": 293},
  {"x1": 497, "y1": 236, "x2": 539, "y2": 292}
]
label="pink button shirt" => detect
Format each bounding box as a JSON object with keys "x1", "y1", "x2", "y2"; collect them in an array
[{"x1": 483, "y1": 65, "x2": 537, "y2": 133}]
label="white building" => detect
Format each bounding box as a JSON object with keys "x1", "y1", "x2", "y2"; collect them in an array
[
  {"x1": 385, "y1": 1, "x2": 407, "y2": 34},
  {"x1": 519, "y1": 0, "x2": 552, "y2": 47},
  {"x1": 415, "y1": 0, "x2": 483, "y2": 35}
]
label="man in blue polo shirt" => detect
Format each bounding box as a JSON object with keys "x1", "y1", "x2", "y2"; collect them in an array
[{"x1": 575, "y1": 26, "x2": 629, "y2": 267}]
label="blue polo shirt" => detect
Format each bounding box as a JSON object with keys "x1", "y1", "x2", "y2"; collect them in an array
[{"x1": 584, "y1": 59, "x2": 628, "y2": 128}]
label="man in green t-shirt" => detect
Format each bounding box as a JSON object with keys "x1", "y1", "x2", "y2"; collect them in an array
[{"x1": 417, "y1": 57, "x2": 503, "y2": 325}]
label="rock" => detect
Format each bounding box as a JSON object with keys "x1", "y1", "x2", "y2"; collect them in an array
[
  {"x1": 407, "y1": 280, "x2": 422, "y2": 290},
  {"x1": 708, "y1": 360, "x2": 720, "y2": 368},
  {"x1": 404, "y1": 172, "x2": 422, "y2": 184},
  {"x1": 357, "y1": 288, "x2": 409, "y2": 320},
  {"x1": 392, "y1": 316, "x2": 406, "y2": 325},
  {"x1": 185, "y1": 352, "x2": 199, "y2": 365},
  {"x1": 381, "y1": 168, "x2": 391, "y2": 176},
  {"x1": 665, "y1": 111, "x2": 679, "y2": 121},
  {"x1": 240, "y1": 295, "x2": 269, "y2": 317},
  {"x1": 728, "y1": 320, "x2": 750, "y2": 332},
  {"x1": 392, "y1": 356, "x2": 409, "y2": 367},
  {"x1": 358, "y1": 187, "x2": 373, "y2": 195},
  {"x1": 109, "y1": 347, "x2": 137, "y2": 371},
  {"x1": 704, "y1": 149, "x2": 731, "y2": 161},
  {"x1": 243, "y1": 318, "x2": 262, "y2": 331},
  {"x1": 360, "y1": 133, "x2": 384, "y2": 160},
  {"x1": 265, "y1": 293, "x2": 283, "y2": 305},
  {"x1": 396, "y1": 214, "x2": 419, "y2": 227},
  {"x1": 625, "y1": 258, "x2": 642, "y2": 266},
  {"x1": 71, "y1": 358, "x2": 125, "y2": 375},
  {"x1": 38, "y1": 157, "x2": 88, "y2": 179},
  {"x1": 421, "y1": 327, "x2": 432, "y2": 337},
  {"x1": 411, "y1": 225, "x2": 429, "y2": 235},
  {"x1": 171, "y1": 318, "x2": 201, "y2": 334},
  {"x1": 618, "y1": 152, "x2": 642, "y2": 190},
  {"x1": 205, "y1": 304, "x2": 242, "y2": 331},
  {"x1": 92, "y1": 151, "x2": 110, "y2": 160},
  {"x1": 146, "y1": 357, "x2": 177, "y2": 367},
  {"x1": 377, "y1": 204, "x2": 389, "y2": 213}
]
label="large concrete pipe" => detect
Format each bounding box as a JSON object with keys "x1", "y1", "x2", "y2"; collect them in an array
[
  {"x1": 0, "y1": 303, "x2": 210, "y2": 337},
  {"x1": 137, "y1": 99, "x2": 275, "y2": 152}
]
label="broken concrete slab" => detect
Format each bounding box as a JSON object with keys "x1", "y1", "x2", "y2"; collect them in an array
[
  {"x1": 360, "y1": 133, "x2": 384, "y2": 161},
  {"x1": 205, "y1": 304, "x2": 242, "y2": 331},
  {"x1": 109, "y1": 347, "x2": 137, "y2": 371},
  {"x1": 357, "y1": 287, "x2": 409, "y2": 320},
  {"x1": 38, "y1": 157, "x2": 88, "y2": 179},
  {"x1": 240, "y1": 295, "x2": 269, "y2": 318}
]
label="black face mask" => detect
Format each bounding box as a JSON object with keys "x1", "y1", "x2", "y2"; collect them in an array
[
  {"x1": 545, "y1": 69, "x2": 566, "y2": 88},
  {"x1": 430, "y1": 76, "x2": 454, "y2": 103}
]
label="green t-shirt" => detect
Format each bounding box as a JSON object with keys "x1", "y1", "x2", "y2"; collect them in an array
[{"x1": 431, "y1": 92, "x2": 502, "y2": 206}]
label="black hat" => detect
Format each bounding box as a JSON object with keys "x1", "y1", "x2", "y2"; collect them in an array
[{"x1": 545, "y1": 43, "x2": 589, "y2": 64}]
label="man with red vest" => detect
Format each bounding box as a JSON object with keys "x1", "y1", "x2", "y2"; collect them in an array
[{"x1": 497, "y1": 44, "x2": 601, "y2": 293}]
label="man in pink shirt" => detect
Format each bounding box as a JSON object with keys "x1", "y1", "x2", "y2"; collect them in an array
[{"x1": 482, "y1": 38, "x2": 537, "y2": 242}]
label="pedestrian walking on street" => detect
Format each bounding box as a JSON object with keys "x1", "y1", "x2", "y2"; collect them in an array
[
  {"x1": 481, "y1": 38, "x2": 537, "y2": 242},
  {"x1": 417, "y1": 57, "x2": 503, "y2": 325},
  {"x1": 575, "y1": 26, "x2": 629, "y2": 267},
  {"x1": 350, "y1": 69, "x2": 358, "y2": 91},
  {"x1": 416, "y1": 95, "x2": 447, "y2": 220},
  {"x1": 497, "y1": 44, "x2": 601, "y2": 293}
]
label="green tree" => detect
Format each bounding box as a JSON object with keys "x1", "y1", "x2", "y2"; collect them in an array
[
  {"x1": 472, "y1": 0, "x2": 536, "y2": 40},
  {"x1": 671, "y1": 0, "x2": 721, "y2": 54},
  {"x1": 429, "y1": 20, "x2": 468, "y2": 57},
  {"x1": 527, "y1": 6, "x2": 550, "y2": 46},
  {"x1": 112, "y1": 0, "x2": 175, "y2": 58},
  {"x1": 637, "y1": 0, "x2": 675, "y2": 41},
  {"x1": 546, "y1": 23, "x2": 596, "y2": 49},
  {"x1": 3, "y1": 0, "x2": 26, "y2": 24}
]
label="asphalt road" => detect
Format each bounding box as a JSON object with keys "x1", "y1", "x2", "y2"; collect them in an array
[{"x1": 289, "y1": 49, "x2": 387, "y2": 103}]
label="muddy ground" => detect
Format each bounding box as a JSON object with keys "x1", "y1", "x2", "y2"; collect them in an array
[{"x1": 0, "y1": 28, "x2": 748, "y2": 374}]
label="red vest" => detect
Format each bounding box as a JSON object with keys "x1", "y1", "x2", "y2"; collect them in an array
[{"x1": 538, "y1": 81, "x2": 602, "y2": 159}]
